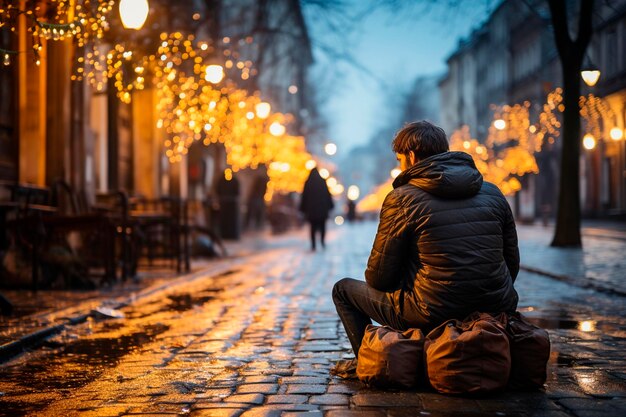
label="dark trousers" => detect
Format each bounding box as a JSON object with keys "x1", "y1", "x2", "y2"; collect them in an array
[
  {"x1": 309, "y1": 219, "x2": 326, "y2": 250},
  {"x1": 332, "y1": 277, "x2": 406, "y2": 356}
]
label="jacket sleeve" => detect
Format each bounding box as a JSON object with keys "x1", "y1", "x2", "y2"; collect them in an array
[
  {"x1": 365, "y1": 190, "x2": 410, "y2": 291},
  {"x1": 502, "y1": 201, "x2": 520, "y2": 282}
]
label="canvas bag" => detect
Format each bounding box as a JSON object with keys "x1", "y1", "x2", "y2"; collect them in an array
[
  {"x1": 425, "y1": 312, "x2": 511, "y2": 394},
  {"x1": 357, "y1": 324, "x2": 425, "y2": 389},
  {"x1": 501, "y1": 312, "x2": 551, "y2": 390}
]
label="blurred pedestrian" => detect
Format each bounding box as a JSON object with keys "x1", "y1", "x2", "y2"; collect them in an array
[
  {"x1": 331, "y1": 120, "x2": 519, "y2": 377},
  {"x1": 299, "y1": 167, "x2": 334, "y2": 251},
  {"x1": 245, "y1": 173, "x2": 268, "y2": 231},
  {"x1": 346, "y1": 199, "x2": 357, "y2": 222}
]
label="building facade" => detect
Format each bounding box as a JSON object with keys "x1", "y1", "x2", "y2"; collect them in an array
[
  {"x1": 439, "y1": 0, "x2": 626, "y2": 220},
  {"x1": 0, "y1": 0, "x2": 317, "y2": 233}
]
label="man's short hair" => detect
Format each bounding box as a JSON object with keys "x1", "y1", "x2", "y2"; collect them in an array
[{"x1": 392, "y1": 120, "x2": 449, "y2": 160}]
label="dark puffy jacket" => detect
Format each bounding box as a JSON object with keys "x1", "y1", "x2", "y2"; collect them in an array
[{"x1": 365, "y1": 151, "x2": 519, "y2": 333}]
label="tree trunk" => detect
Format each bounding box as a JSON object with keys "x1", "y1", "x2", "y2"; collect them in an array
[
  {"x1": 551, "y1": 61, "x2": 582, "y2": 247},
  {"x1": 548, "y1": 0, "x2": 594, "y2": 248}
]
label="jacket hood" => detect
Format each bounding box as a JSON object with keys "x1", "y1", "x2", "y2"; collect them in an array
[{"x1": 392, "y1": 151, "x2": 483, "y2": 198}]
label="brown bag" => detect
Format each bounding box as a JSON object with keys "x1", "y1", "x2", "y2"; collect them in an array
[
  {"x1": 425, "y1": 312, "x2": 511, "y2": 394},
  {"x1": 502, "y1": 312, "x2": 551, "y2": 390},
  {"x1": 357, "y1": 324, "x2": 425, "y2": 389}
]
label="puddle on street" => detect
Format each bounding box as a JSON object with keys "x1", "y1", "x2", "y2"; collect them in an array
[
  {"x1": 0, "y1": 322, "x2": 169, "y2": 416},
  {"x1": 524, "y1": 315, "x2": 625, "y2": 336},
  {"x1": 166, "y1": 291, "x2": 217, "y2": 312}
]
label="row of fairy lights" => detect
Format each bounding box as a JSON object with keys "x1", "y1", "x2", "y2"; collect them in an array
[
  {"x1": 1, "y1": 0, "x2": 325, "y2": 198},
  {"x1": 1, "y1": 0, "x2": 114, "y2": 66},
  {"x1": 357, "y1": 88, "x2": 623, "y2": 213}
]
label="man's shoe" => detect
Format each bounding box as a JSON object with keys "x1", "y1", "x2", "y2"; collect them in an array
[{"x1": 330, "y1": 358, "x2": 358, "y2": 379}]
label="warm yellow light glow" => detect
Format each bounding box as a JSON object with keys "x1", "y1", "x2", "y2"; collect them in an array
[
  {"x1": 331, "y1": 184, "x2": 344, "y2": 196},
  {"x1": 335, "y1": 216, "x2": 344, "y2": 225},
  {"x1": 610, "y1": 127, "x2": 623, "y2": 141},
  {"x1": 390, "y1": 168, "x2": 401, "y2": 178},
  {"x1": 347, "y1": 185, "x2": 360, "y2": 201},
  {"x1": 305, "y1": 159, "x2": 317, "y2": 170},
  {"x1": 255, "y1": 102, "x2": 271, "y2": 119},
  {"x1": 269, "y1": 122, "x2": 286, "y2": 136},
  {"x1": 119, "y1": 0, "x2": 149, "y2": 30},
  {"x1": 583, "y1": 133, "x2": 596, "y2": 150},
  {"x1": 319, "y1": 168, "x2": 330, "y2": 179},
  {"x1": 326, "y1": 177, "x2": 338, "y2": 188},
  {"x1": 581, "y1": 70, "x2": 600, "y2": 87},
  {"x1": 578, "y1": 320, "x2": 596, "y2": 332},
  {"x1": 325, "y1": 143, "x2": 337, "y2": 156},
  {"x1": 494, "y1": 119, "x2": 506, "y2": 130},
  {"x1": 205, "y1": 65, "x2": 224, "y2": 84},
  {"x1": 463, "y1": 140, "x2": 471, "y2": 149}
]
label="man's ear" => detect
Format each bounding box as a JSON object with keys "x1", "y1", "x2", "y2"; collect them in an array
[{"x1": 409, "y1": 151, "x2": 416, "y2": 166}]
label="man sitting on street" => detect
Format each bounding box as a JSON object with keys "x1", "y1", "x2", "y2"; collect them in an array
[{"x1": 331, "y1": 120, "x2": 520, "y2": 376}]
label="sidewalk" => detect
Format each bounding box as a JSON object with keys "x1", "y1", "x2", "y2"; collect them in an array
[
  {"x1": 517, "y1": 222, "x2": 626, "y2": 295},
  {"x1": 0, "y1": 221, "x2": 625, "y2": 416}
]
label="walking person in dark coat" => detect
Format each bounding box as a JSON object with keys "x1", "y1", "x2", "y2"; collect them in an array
[
  {"x1": 331, "y1": 120, "x2": 519, "y2": 375},
  {"x1": 299, "y1": 167, "x2": 334, "y2": 251}
]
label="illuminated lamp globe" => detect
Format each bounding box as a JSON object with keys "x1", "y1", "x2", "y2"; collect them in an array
[
  {"x1": 319, "y1": 168, "x2": 330, "y2": 179},
  {"x1": 119, "y1": 0, "x2": 149, "y2": 30},
  {"x1": 205, "y1": 65, "x2": 224, "y2": 84},
  {"x1": 610, "y1": 127, "x2": 623, "y2": 141},
  {"x1": 581, "y1": 70, "x2": 601, "y2": 87},
  {"x1": 255, "y1": 102, "x2": 271, "y2": 119},
  {"x1": 347, "y1": 185, "x2": 360, "y2": 201},
  {"x1": 324, "y1": 143, "x2": 337, "y2": 156},
  {"x1": 583, "y1": 133, "x2": 596, "y2": 150},
  {"x1": 494, "y1": 119, "x2": 506, "y2": 130},
  {"x1": 390, "y1": 168, "x2": 401, "y2": 178}
]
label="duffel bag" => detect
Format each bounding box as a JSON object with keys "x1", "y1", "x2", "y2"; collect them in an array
[
  {"x1": 425, "y1": 312, "x2": 511, "y2": 394},
  {"x1": 503, "y1": 311, "x2": 551, "y2": 390},
  {"x1": 357, "y1": 324, "x2": 425, "y2": 389}
]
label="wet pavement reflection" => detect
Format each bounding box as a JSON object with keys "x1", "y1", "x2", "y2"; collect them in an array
[{"x1": 0, "y1": 221, "x2": 624, "y2": 416}]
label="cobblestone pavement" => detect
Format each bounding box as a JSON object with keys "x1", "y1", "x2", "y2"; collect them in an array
[{"x1": 0, "y1": 221, "x2": 625, "y2": 417}]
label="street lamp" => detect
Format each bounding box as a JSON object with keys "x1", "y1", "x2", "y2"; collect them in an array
[
  {"x1": 582, "y1": 133, "x2": 596, "y2": 150},
  {"x1": 609, "y1": 127, "x2": 624, "y2": 141},
  {"x1": 205, "y1": 65, "x2": 224, "y2": 84},
  {"x1": 581, "y1": 55, "x2": 601, "y2": 87},
  {"x1": 347, "y1": 185, "x2": 360, "y2": 201},
  {"x1": 324, "y1": 143, "x2": 337, "y2": 156},
  {"x1": 119, "y1": 0, "x2": 150, "y2": 30}
]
